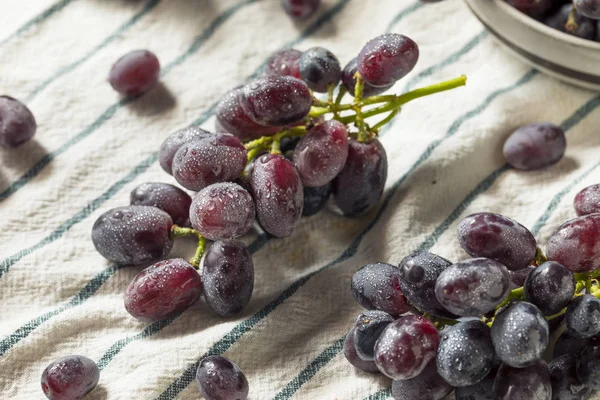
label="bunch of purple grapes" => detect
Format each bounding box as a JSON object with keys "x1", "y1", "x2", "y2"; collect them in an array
[{"x1": 344, "y1": 183, "x2": 600, "y2": 399}]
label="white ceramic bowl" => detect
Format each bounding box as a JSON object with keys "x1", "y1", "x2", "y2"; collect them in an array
[{"x1": 464, "y1": 0, "x2": 600, "y2": 90}]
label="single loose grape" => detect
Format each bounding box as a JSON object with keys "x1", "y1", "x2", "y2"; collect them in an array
[
  {"x1": 353, "y1": 311, "x2": 394, "y2": 361},
  {"x1": 457, "y1": 212, "x2": 537, "y2": 271},
  {"x1": 130, "y1": 182, "x2": 192, "y2": 226},
  {"x1": 351, "y1": 262, "x2": 408, "y2": 316},
  {"x1": 545, "y1": 5, "x2": 597, "y2": 40},
  {"x1": 195, "y1": 356, "x2": 249, "y2": 400},
  {"x1": 343, "y1": 327, "x2": 380, "y2": 373},
  {"x1": 546, "y1": 213, "x2": 600, "y2": 272},
  {"x1": 523, "y1": 261, "x2": 575, "y2": 316},
  {"x1": 91, "y1": 205, "x2": 173, "y2": 265},
  {"x1": 240, "y1": 76, "x2": 312, "y2": 126},
  {"x1": 503, "y1": 123, "x2": 566, "y2": 170},
  {"x1": 189, "y1": 183, "x2": 255, "y2": 241},
  {"x1": 280, "y1": 0, "x2": 320, "y2": 19},
  {"x1": 575, "y1": 184, "x2": 600, "y2": 216},
  {"x1": 172, "y1": 134, "x2": 247, "y2": 191},
  {"x1": 0, "y1": 95, "x2": 37, "y2": 148},
  {"x1": 251, "y1": 154, "x2": 303, "y2": 237},
  {"x1": 202, "y1": 240, "x2": 254, "y2": 317},
  {"x1": 333, "y1": 138, "x2": 387, "y2": 217},
  {"x1": 302, "y1": 183, "x2": 331, "y2": 217},
  {"x1": 108, "y1": 49, "x2": 160, "y2": 96},
  {"x1": 158, "y1": 126, "x2": 213, "y2": 175},
  {"x1": 265, "y1": 49, "x2": 302, "y2": 79},
  {"x1": 549, "y1": 354, "x2": 593, "y2": 400},
  {"x1": 374, "y1": 315, "x2": 440, "y2": 380},
  {"x1": 357, "y1": 34, "x2": 419, "y2": 87},
  {"x1": 566, "y1": 294, "x2": 600, "y2": 338},
  {"x1": 341, "y1": 58, "x2": 394, "y2": 98},
  {"x1": 576, "y1": 336, "x2": 600, "y2": 389},
  {"x1": 391, "y1": 361, "x2": 453, "y2": 400},
  {"x1": 298, "y1": 46, "x2": 342, "y2": 92},
  {"x1": 41, "y1": 355, "x2": 100, "y2": 400},
  {"x1": 293, "y1": 120, "x2": 349, "y2": 187},
  {"x1": 493, "y1": 361, "x2": 552, "y2": 400},
  {"x1": 124, "y1": 258, "x2": 202, "y2": 322}
]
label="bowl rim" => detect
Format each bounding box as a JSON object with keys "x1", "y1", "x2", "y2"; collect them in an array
[{"x1": 494, "y1": 0, "x2": 600, "y2": 50}]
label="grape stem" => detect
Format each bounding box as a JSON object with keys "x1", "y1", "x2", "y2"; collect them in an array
[
  {"x1": 170, "y1": 225, "x2": 207, "y2": 269},
  {"x1": 534, "y1": 247, "x2": 547, "y2": 266},
  {"x1": 565, "y1": 5, "x2": 579, "y2": 33}
]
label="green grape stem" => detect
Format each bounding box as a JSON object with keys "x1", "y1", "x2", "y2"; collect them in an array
[{"x1": 170, "y1": 225, "x2": 206, "y2": 269}]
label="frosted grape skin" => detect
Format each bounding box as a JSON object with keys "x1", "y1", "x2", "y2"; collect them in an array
[
  {"x1": 546, "y1": 213, "x2": 600, "y2": 272},
  {"x1": 41, "y1": 355, "x2": 100, "y2": 400},
  {"x1": 342, "y1": 58, "x2": 394, "y2": 98},
  {"x1": 391, "y1": 361, "x2": 453, "y2": 400},
  {"x1": 158, "y1": 126, "x2": 213, "y2": 175},
  {"x1": 108, "y1": 49, "x2": 160, "y2": 96},
  {"x1": 298, "y1": 46, "x2": 342, "y2": 92},
  {"x1": 130, "y1": 182, "x2": 192, "y2": 226},
  {"x1": 523, "y1": 261, "x2": 575, "y2": 316},
  {"x1": 0, "y1": 95, "x2": 37, "y2": 148},
  {"x1": 492, "y1": 360, "x2": 552, "y2": 400},
  {"x1": 195, "y1": 356, "x2": 249, "y2": 400},
  {"x1": 575, "y1": 184, "x2": 600, "y2": 216},
  {"x1": 343, "y1": 327, "x2": 380, "y2": 373},
  {"x1": 503, "y1": 123, "x2": 566, "y2": 170},
  {"x1": 351, "y1": 262, "x2": 408, "y2": 316},
  {"x1": 265, "y1": 49, "x2": 302, "y2": 79}
]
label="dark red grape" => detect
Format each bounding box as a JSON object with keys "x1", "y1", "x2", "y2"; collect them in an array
[
  {"x1": 546, "y1": 213, "x2": 600, "y2": 272},
  {"x1": 457, "y1": 212, "x2": 537, "y2": 271},
  {"x1": 0, "y1": 95, "x2": 36, "y2": 148},
  {"x1": 108, "y1": 49, "x2": 160, "y2": 96},
  {"x1": 353, "y1": 311, "x2": 394, "y2": 362},
  {"x1": 351, "y1": 262, "x2": 409, "y2": 316},
  {"x1": 251, "y1": 154, "x2": 303, "y2": 237},
  {"x1": 265, "y1": 49, "x2": 302, "y2": 79},
  {"x1": 455, "y1": 367, "x2": 498, "y2": 400},
  {"x1": 124, "y1": 258, "x2": 202, "y2": 322},
  {"x1": 343, "y1": 327, "x2": 380, "y2": 373},
  {"x1": 545, "y1": 5, "x2": 596, "y2": 40},
  {"x1": 435, "y1": 257, "x2": 511, "y2": 316},
  {"x1": 507, "y1": 0, "x2": 555, "y2": 19},
  {"x1": 41, "y1": 355, "x2": 99, "y2": 400},
  {"x1": 195, "y1": 356, "x2": 249, "y2": 400},
  {"x1": 280, "y1": 0, "x2": 320, "y2": 19},
  {"x1": 566, "y1": 294, "x2": 600, "y2": 338},
  {"x1": 293, "y1": 120, "x2": 348, "y2": 187},
  {"x1": 436, "y1": 320, "x2": 495, "y2": 386},
  {"x1": 397, "y1": 252, "x2": 457, "y2": 319},
  {"x1": 576, "y1": 336, "x2": 600, "y2": 389},
  {"x1": 523, "y1": 261, "x2": 575, "y2": 316},
  {"x1": 575, "y1": 184, "x2": 600, "y2": 216},
  {"x1": 549, "y1": 354, "x2": 593, "y2": 400},
  {"x1": 189, "y1": 183, "x2": 255, "y2": 241},
  {"x1": 356, "y1": 34, "x2": 419, "y2": 87},
  {"x1": 91, "y1": 205, "x2": 173, "y2": 265},
  {"x1": 302, "y1": 183, "x2": 331, "y2": 217},
  {"x1": 493, "y1": 360, "x2": 552, "y2": 400},
  {"x1": 391, "y1": 360, "x2": 453, "y2": 400},
  {"x1": 554, "y1": 330, "x2": 589, "y2": 358},
  {"x1": 333, "y1": 138, "x2": 387, "y2": 217},
  {"x1": 341, "y1": 58, "x2": 394, "y2": 98},
  {"x1": 575, "y1": 0, "x2": 600, "y2": 19},
  {"x1": 130, "y1": 182, "x2": 192, "y2": 226},
  {"x1": 298, "y1": 47, "x2": 341, "y2": 92},
  {"x1": 509, "y1": 265, "x2": 535, "y2": 289},
  {"x1": 172, "y1": 134, "x2": 247, "y2": 191},
  {"x1": 503, "y1": 123, "x2": 566, "y2": 170},
  {"x1": 491, "y1": 302, "x2": 549, "y2": 368},
  {"x1": 202, "y1": 240, "x2": 254, "y2": 317},
  {"x1": 239, "y1": 76, "x2": 312, "y2": 126},
  {"x1": 158, "y1": 126, "x2": 213, "y2": 175},
  {"x1": 374, "y1": 315, "x2": 440, "y2": 380},
  {"x1": 215, "y1": 88, "x2": 280, "y2": 141}
]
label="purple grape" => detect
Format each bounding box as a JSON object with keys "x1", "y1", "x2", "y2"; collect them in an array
[
  {"x1": 353, "y1": 311, "x2": 394, "y2": 361},
  {"x1": 172, "y1": 134, "x2": 247, "y2": 191},
  {"x1": 195, "y1": 356, "x2": 249, "y2": 400},
  {"x1": 546, "y1": 213, "x2": 600, "y2": 272},
  {"x1": 108, "y1": 49, "x2": 160, "y2": 96},
  {"x1": 575, "y1": 184, "x2": 600, "y2": 216},
  {"x1": 566, "y1": 294, "x2": 600, "y2": 338},
  {"x1": 342, "y1": 58, "x2": 394, "y2": 98},
  {"x1": 554, "y1": 330, "x2": 589, "y2": 358},
  {"x1": 493, "y1": 361, "x2": 552, "y2": 400},
  {"x1": 265, "y1": 49, "x2": 302, "y2": 79},
  {"x1": 251, "y1": 154, "x2": 303, "y2": 237},
  {"x1": 397, "y1": 252, "x2": 457, "y2": 319},
  {"x1": 391, "y1": 360, "x2": 453, "y2": 400},
  {"x1": 239, "y1": 76, "x2": 312, "y2": 126},
  {"x1": 455, "y1": 367, "x2": 498, "y2": 400},
  {"x1": 0, "y1": 95, "x2": 37, "y2": 148},
  {"x1": 333, "y1": 138, "x2": 387, "y2": 217},
  {"x1": 509, "y1": 265, "x2": 535, "y2": 289},
  {"x1": 523, "y1": 261, "x2": 575, "y2": 316},
  {"x1": 130, "y1": 182, "x2": 192, "y2": 226},
  {"x1": 280, "y1": 0, "x2": 320, "y2": 19},
  {"x1": 293, "y1": 120, "x2": 348, "y2": 187},
  {"x1": 302, "y1": 183, "x2": 331, "y2": 217},
  {"x1": 436, "y1": 320, "x2": 495, "y2": 386},
  {"x1": 491, "y1": 301, "x2": 549, "y2": 368},
  {"x1": 507, "y1": 0, "x2": 555, "y2": 19},
  {"x1": 503, "y1": 123, "x2": 566, "y2": 170},
  {"x1": 189, "y1": 183, "x2": 255, "y2": 241},
  {"x1": 576, "y1": 336, "x2": 600, "y2": 389},
  {"x1": 91, "y1": 205, "x2": 173, "y2": 265},
  {"x1": 374, "y1": 315, "x2": 440, "y2": 380},
  {"x1": 41, "y1": 355, "x2": 100, "y2": 400},
  {"x1": 343, "y1": 327, "x2": 380, "y2": 373},
  {"x1": 158, "y1": 126, "x2": 213, "y2": 175},
  {"x1": 457, "y1": 212, "x2": 537, "y2": 271},
  {"x1": 545, "y1": 5, "x2": 596, "y2": 39},
  {"x1": 575, "y1": 0, "x2": 600, "y2": 19},
  {"x1": 298, "y1": 47, "x2": 341, "y2": 92},
  {"x1": 356, "y1": 34, "x2": 419, "y2": 87},
  {"x1": 202, "y1": 240, "x2": 254, "y2": 317},
  {"x1": 549, "y1": 354, "x2": 594, "y2": 400},
  {"x1": 435, "y1": 257, "x2": 511, "y2": 316},
  {"x1": 124, "y1": 258, "x2": 202, "y2": 322},
  {"x1": 215, "y1": 88, "x2": 280, "y2": 141},
  {"x1": 351, "y1": 262, "x2": 409, "y2": 316}
]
